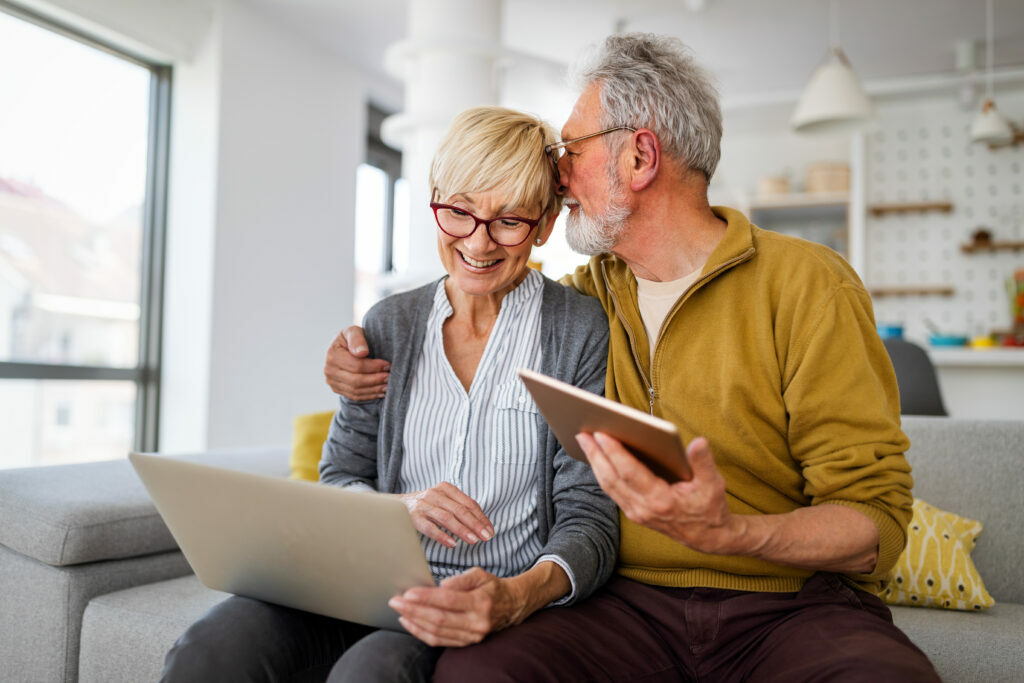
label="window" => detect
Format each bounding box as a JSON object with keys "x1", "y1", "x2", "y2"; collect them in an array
[
  {"x1": 353, "y1": 104, "x2": 406, "y2": 322},
  {"x1": 0, "y1": 4, "x2": 169, "y2": 468}
]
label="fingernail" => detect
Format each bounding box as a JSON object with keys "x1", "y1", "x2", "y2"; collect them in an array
[
  {"x1": 388, "y1": 597, "x2": 401, "y2": 608},
  {"x1": 467, "y1": 533, "x2": 479, "y2": 544},
  {"x1": 480, "y1": 528, "x2": 493, "y2": 541},
  {"x1": 575, "y1": 434, "x2": 586, "y2": 448}
]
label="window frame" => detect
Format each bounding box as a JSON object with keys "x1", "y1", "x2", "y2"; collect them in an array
[
  {"x1": 0, "y1": 1, "x2": 170, "y2": 453},
  {"x1": 364, "y1": 103, "x2": 403, "y2": 273}
]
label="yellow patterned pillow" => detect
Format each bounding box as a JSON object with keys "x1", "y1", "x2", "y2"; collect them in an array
[
  {"x1": 288, "y1": 411, "x2": 334, "y2": 482},
  {"x1": 882, "y1": 498, "x2": 994, "y2": 611}
]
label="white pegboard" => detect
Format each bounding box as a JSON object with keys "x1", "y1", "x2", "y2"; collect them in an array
[{"x1": 865, "y1": 89, "x2": 1024, "y2": 344}]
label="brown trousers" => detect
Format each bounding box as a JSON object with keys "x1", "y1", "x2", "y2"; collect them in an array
[{"x1": 433, "y1": 573, "x2": 940, "y2": 682}]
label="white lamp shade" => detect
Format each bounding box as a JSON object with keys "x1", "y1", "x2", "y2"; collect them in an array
[
  {"x1": 970, "y1": 99, "x2": 1014, "y2": 144},
  {"x1": 791, "y1": 47, "x2": 874, "y2": 134}
]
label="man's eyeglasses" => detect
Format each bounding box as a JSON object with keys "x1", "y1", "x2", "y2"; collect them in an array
[
  {"x1": 544, "y1": 126, "x2": 637, "y2": 178},
  {"x1": 430, "y1": 203, "x2": 542, "y2": 247}
]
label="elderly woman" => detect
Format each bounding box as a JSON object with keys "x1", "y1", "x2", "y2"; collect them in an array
[{"x1": 160, "y1": 106, "x2": 617, "y2": 683}]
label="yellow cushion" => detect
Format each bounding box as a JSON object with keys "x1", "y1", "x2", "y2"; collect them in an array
[
  {"x1": 882, "y1": 498, "x2": 994, "y2": 611},
  {"x1": 289, "y1": 411, "x2": 335, "y2": 481}
]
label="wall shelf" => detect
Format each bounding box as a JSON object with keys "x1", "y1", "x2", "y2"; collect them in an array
[
  {"x1": 868, "y1": 201, "x2": 954, "y2": 217},
  {"x1": 749, "y1": 191, "x2": 849, "y2": 210},
  {"x1": 869, "y1": 285, "x2": 955, "y2": 298},
  {"x1": 960, "y1": 240, "x2": 1024, "y2": 253},
  {"x1": 748, "y1": 192, "x2": 849, "y2": 257}
]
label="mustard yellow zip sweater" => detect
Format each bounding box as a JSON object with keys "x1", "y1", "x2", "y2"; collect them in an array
[{"x1": 565, "y1": 206, "x2": 913, "y2": 594}]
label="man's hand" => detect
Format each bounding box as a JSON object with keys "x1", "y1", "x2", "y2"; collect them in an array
[
  {"x1": 397, "y1": 483, "x2": 494, "y2": 548},
  {"x1": 576, "y1": 432, "x2": 739, "y2": 555},
  {"x1": 576, "y1": 431, "x2": 881, "y2": 573},
  {"x1": 323, "y1": 326, "x2": 390, "y2": 400},
  {"x1": 390, "y1": 562, "x2": 569, "y2": 647}
]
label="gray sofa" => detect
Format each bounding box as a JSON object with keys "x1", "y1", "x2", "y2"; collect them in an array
[{"x1": 1, "y1": 418, "x2": 1022, "y2": 682}]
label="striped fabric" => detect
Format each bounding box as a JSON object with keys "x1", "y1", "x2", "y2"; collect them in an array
[{"x1": 400, "y1": 269, "x2": 573, "y2": 594}]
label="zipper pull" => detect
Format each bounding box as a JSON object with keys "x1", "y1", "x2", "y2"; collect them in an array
[{"x1": 649, "y1": 386, "x2": 655, "y2": 415}]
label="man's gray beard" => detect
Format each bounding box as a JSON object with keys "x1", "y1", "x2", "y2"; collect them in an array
[{"x1": 565, "y1": 173, "x2": 631, "y2": 256}]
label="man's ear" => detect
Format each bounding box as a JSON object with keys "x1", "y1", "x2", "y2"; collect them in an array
[{"x1": 629, "y1": 129, "x2": 660, "y2": 192}]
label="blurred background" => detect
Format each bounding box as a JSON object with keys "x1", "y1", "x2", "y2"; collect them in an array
[{"x1": 1, "y1": 0, "x2": 1023, "y2": 468}]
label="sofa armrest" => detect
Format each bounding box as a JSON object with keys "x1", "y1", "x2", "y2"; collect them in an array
[{"x1": 0, "y1": 447, "x2": 290, "y2": 567}]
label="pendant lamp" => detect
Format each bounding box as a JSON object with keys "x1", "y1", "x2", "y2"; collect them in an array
[
  {"x1": 791, "y1": 0, "x2": 873, "y2": 134},
  {"x1": 970, "y1": 0, "x2": 1014, "y2": 144}
]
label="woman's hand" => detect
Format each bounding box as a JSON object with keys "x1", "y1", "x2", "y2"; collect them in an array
[
  {"x1": 389, "y1": 562, "x2": 569, "y2": 647},
  {"x1": 397, "y1": 483, "x2": 494, "y2": 548}
]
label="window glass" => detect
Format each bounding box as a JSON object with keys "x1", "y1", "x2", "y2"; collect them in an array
[
  {"x1": 0, "y1": 9, "x2": 162, "y2": 469},
  {"x1": 354, "y1": 163, "x2": 388, "y2": 322},
  {"x1": 0, "y1": 379, "x2": 136, "y2": 467},
  {"x1": 0, "y1": 11, "x2": 149, "y2": 368}
]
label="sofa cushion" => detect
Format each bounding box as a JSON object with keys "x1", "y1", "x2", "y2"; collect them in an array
[
  {"x1": 289, "y1": 411, "x2": 334, "y2": 481},
  {"x1": 900, "y1": 417, "x2": 1024, "y2": 604},
  {"x1": 892, "y1": 602, "x2": 1024, "y2": 683},
  {"x1": 0, "y1": 544, "x2": 191, "y2": 683},
  {"x1": 0, "y1": 448, "x2": 289, "y2": 566},
  {"x1": 883, "y1": 498, "x2": 994, "y2": 611},
  {"x1": 79, "y1": 574, "x2": 228, "y2": 683}
]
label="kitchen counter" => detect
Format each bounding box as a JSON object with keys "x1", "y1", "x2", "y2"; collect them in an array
[
  {"x1": 925, "y1": 348, "x2": 1024, "y2": 420},
  {"x1": 928, "y1": 347, "x2": 1024, "y2": 367}
]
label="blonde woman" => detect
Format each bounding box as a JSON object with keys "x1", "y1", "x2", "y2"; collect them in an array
[{"x1": 161, "y1": 107, "x2": 618, "y2": 683}]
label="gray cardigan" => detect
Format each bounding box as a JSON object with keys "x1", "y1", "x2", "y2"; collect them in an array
[{"x1": 320, "y1": 275, "x2": 618, "y2": 603}]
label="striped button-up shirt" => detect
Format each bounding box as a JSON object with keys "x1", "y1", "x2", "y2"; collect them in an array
[{"x1": 399, "y1": 269, "x2": 575, "y2": 598}]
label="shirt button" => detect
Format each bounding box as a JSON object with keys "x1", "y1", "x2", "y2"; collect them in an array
[{"x1": 518, "y1": 395, "x2": 526, "y2": 403}]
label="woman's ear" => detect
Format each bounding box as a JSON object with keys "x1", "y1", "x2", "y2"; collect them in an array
[
  {"x1": 629, "y1": 129, "x2": 660, "y2": 192},
  {"x1": 534, "y1": 213, "x2": 557, "y2": 247}
]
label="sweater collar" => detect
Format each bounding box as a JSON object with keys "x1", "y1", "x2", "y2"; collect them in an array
[{"x1": 599, "y1": 205, "x2": 756, "y2": 291}]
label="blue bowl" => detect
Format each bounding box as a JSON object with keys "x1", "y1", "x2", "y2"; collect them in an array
[
  {"x1": 877, "y1": 324, "x2": 904, "y2": 340},
  {"x1": 929, "y1": 334, "x2": 968, "y2": 347}
]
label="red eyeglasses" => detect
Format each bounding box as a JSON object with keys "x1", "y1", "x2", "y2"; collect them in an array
[{"x1": 429, "y1": 203, "x2": 542, "y2": 247}]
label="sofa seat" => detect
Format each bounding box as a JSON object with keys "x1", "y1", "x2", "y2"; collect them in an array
[
  {"x1": 78, "y1": 575, "x2": 228, "y2": 683},
  {"x1": 0, "y1": 447, "x2": 289, "y2": 682},
  {"x1": 892, "y1": 602, "x2": 1024, "y2": 682}
]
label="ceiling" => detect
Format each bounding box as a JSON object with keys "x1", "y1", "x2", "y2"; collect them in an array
[{"x1": 245, "y1": 0, "x2": 1024, "y2": 110}]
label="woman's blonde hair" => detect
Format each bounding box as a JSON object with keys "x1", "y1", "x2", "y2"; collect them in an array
[{"x1": 429, "y1": 106, "x2": 562, "y2": 219}]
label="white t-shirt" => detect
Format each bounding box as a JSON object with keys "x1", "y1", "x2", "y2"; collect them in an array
[{"x1": 636, "y1": 269, "x2": 701, "y2": 366}]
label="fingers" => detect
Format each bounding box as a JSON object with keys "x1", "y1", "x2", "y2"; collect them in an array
[
  {"x1": 341, "y1": 325, "x2": 370, "y2": 357},
  {"x1": 578, "y1": 431, "x2": 663, "y2": 499},
  {"x1": 397, "y1": 615, "x2": 485, "y2": 647},
  {"x1": 685, "y1": 436, "x2": 716, "y2": 480},
  {"x1": 324, "y1": 366, "x2": 390, "y2": 401},
  {"x1": 401, "y1": 484, "x2": 494, "y2": 547},
  {"x1": 593, "y1": 431, "x2": 661, "y2": 491},
  {"x1": 323, "y1": 325, "x2": 390, "y2": 398},
  {"x1": 438, "y1": 566, "x2": 490, "y2": 590},
  {"x1": 389, "y1": 577, "x2": 495, "y2": 647}
]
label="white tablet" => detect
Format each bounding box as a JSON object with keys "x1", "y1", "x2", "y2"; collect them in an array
[{"x1": 518, "y1": 368, "x2": 692, "y2": 482}]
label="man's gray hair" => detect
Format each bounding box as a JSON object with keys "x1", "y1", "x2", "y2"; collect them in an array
[{"x1": 572, "y1": 33, "x2": 722, "y2": 181}]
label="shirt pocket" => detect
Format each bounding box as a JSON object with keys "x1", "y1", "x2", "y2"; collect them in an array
[{"x1": 489, "y1": 380, "x2": 541, "y2": 465}]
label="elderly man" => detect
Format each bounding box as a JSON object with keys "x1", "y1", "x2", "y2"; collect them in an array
[{"x1": 327, "y1": 33, "x2": 938, "y2": 682}]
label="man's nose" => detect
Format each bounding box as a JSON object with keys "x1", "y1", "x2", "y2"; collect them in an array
[{"x1": 554, "y1": 157, "x2": 568, "y2": 195}]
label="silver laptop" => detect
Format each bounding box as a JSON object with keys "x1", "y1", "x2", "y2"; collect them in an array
[{"x1": 129, "y1": 452, "x2": 434, "y2": 631}]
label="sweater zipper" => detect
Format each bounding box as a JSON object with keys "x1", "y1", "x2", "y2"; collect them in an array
[
  {"x1": 602, "y1": 262, "x2": 656, "y2": 415},
  {"x1": 603, "y1": 248, "x2": 756, "y2": 416}
]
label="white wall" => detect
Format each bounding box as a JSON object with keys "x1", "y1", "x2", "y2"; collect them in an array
[
  {"x1": 19, "y1": 0, "x2": 368, "y2": 452},
  {"x1": 202, "y1": 0, "x2": 362, "y2": 449}
]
